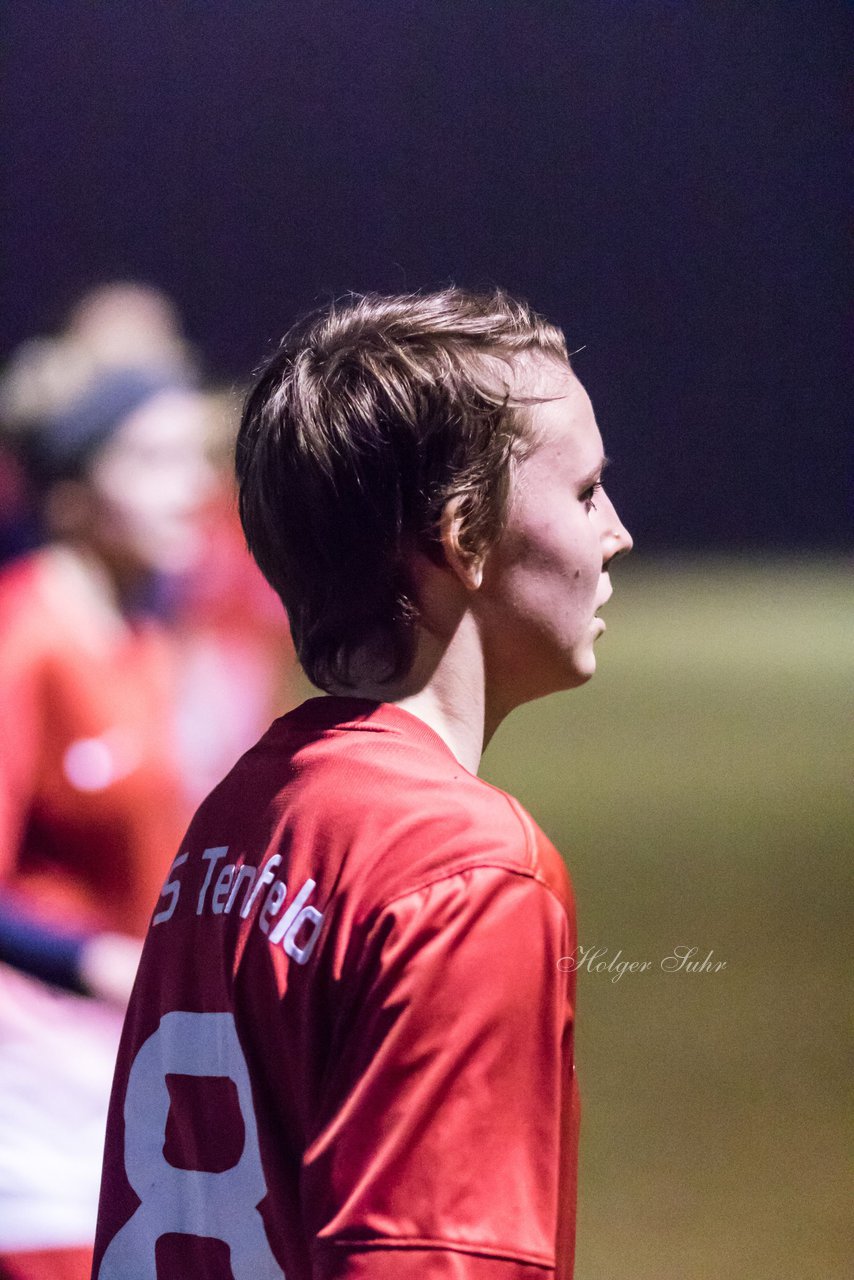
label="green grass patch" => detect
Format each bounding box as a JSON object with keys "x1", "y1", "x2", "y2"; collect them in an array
[{"x1": 481, "y1": 557, "x2": 851, "y2": 1280}]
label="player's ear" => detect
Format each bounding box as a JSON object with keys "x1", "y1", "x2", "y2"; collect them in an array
[{"x1": 438, "y1": 494, "x2": 485, "y2": 591}]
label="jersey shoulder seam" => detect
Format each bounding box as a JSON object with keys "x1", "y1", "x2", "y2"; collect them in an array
[{"x1": 371, "y1": 856, "x2": 569, "y2": 921}]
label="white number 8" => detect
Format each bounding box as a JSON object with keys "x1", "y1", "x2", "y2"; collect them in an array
[{"x1": 98, "y1": 1011, "x2": 284, "y2": 1279}]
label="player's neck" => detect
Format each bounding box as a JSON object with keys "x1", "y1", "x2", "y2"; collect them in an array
[
  {"x1": 393, "y1": 677, "x2": 487, "y2": 778},
  {"x1": 329, "y1": 613, "x2": 507, "y2": 776}
]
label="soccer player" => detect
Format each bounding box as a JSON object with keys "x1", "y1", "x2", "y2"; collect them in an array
[{"x1": 93, "y1": 288, "x2": 633, "y2": 1279}]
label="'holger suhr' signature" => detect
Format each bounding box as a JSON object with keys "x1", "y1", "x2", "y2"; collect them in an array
[{"x1": 557, "y1": 945, "x2": 728, "y2": 982}]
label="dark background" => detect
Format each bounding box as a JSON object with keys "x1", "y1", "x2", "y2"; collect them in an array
[
  {"x1": 3, "y1": 9, "x2": 850, "y2": 1277},
  {"x1": 3, "y1": 0, "x2": 849, "y2": 549}
]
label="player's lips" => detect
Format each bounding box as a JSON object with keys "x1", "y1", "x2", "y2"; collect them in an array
[
  {"x1": 592, "y1": 583, "x2": 613, "y2": 632},
  {"x1": 593, "y1": 583, "x2": 613, "y2": 616}
]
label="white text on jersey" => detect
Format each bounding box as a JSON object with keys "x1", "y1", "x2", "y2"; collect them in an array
[{"x1": 152, "y1": 846, "x2": 325, "y2": 965}]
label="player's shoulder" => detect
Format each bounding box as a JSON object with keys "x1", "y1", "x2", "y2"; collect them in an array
[
  {"x1": 201, "y1": 696, "x2": 573, "y2": 917},
  {"x1": 0, "y1": 547, "x2": 111, "y2": 654},
  {"x1": 0, "y1": 551, "x2": 59, "y2": 671},
  {"x1": 0, "y1": 551, "x2": 44, "y2": 619}
]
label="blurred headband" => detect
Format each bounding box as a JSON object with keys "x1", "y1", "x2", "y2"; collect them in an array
[{"x1": 28, "y1": 366, "x2": 193, "y2": 488}]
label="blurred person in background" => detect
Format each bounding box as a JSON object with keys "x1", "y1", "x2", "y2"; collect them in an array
[
  {"x1": 0, "y1": 282, "x2": 195, "y2": 567},
  {"x1": 0, "y1": 353, "x2": 214, "y2": 1280},
  {"x1": 0, "y1": 285, "x2": 294, "y2": 1280}
]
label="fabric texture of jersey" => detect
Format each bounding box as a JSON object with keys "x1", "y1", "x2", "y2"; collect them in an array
[{"x1": 94, "y1": 697, "x2": 580, "y2": 1279}]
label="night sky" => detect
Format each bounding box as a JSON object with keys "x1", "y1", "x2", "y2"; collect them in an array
[{"x1": 4, "y1": 1, "x2": 849, "y2": 549}]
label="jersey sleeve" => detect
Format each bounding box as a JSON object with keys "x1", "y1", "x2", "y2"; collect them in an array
[{"x1": 305, "y1": 864, "x2": 577, "y2": 1279}]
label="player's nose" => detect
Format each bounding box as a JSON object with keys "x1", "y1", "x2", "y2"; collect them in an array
[{"x1": 601, "y1": 493, "x2": 633, "y2": 563}]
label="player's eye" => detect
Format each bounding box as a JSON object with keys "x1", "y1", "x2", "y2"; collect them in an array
[{"x1": 581, "y1": 481, "x2": 602, "y2": 512}]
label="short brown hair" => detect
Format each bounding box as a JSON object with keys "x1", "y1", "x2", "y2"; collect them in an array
[{"x1": 236, "y1": 287, "x2": 568, "y2": 690}]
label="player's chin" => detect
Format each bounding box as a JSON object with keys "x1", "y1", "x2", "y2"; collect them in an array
[
  {"x1": 545, "y1": 646, "x2": 597, "y2": 696},
  {"x1": 568, "y1": 660, "x2": 596, "y2": 690},
  {"x1": 513, "y1": 633, "x2": 598, "y2": 703},
  {"x1": 514, "y1": 651, "x2": 594, "y2": 707}
]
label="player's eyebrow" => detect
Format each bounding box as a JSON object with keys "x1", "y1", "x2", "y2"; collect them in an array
[{"x1": 579, "y1": 455, "x2": 610, "y2": 489}]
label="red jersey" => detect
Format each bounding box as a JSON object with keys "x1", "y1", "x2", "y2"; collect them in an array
[
  {"x1": 94, "y1": 697, "x2": 580, "y2": 1280},
  {"x1": 0, "y1": 548, "x2": 190, "y2": 937}
]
